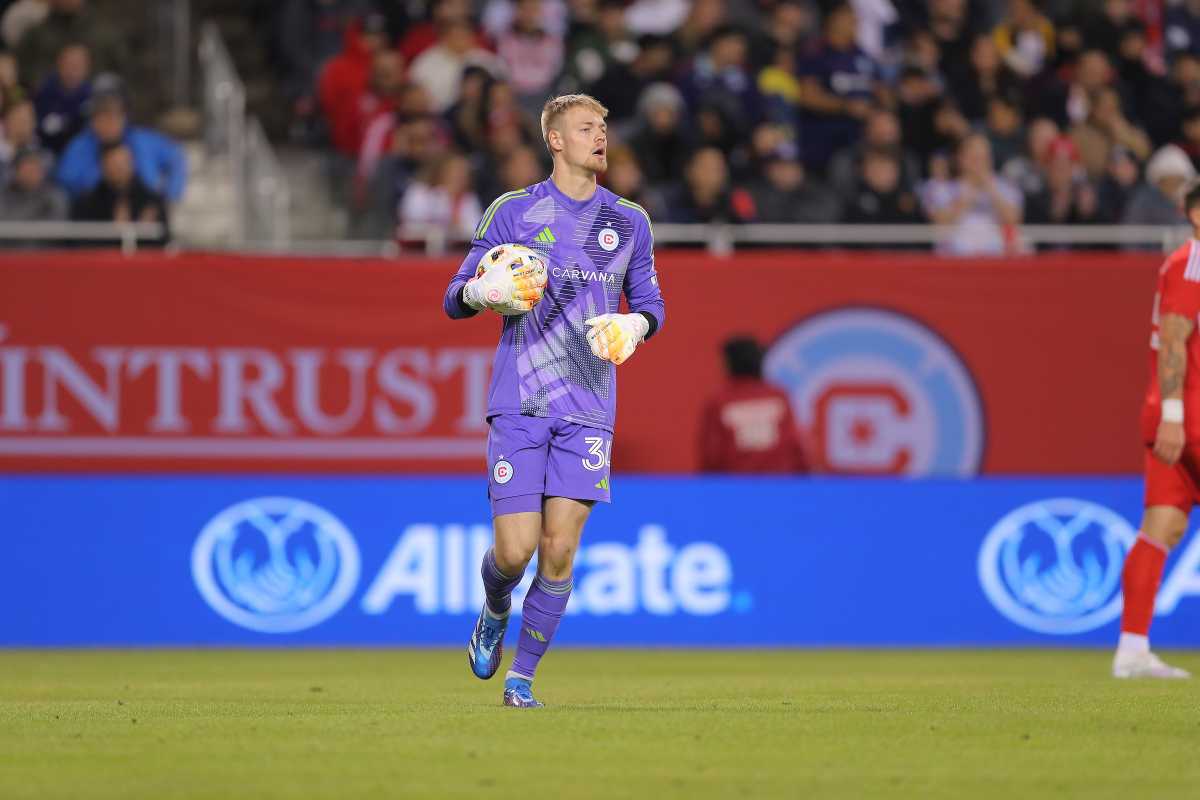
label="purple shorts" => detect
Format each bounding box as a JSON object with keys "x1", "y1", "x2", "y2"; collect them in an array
[{"x1": 486, "y1": 413, "x2": 613, "y2": 517}]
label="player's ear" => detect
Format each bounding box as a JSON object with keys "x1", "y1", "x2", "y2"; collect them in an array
[{"x1": 546, "y1": 128, "x2": 562, "y2": 154}]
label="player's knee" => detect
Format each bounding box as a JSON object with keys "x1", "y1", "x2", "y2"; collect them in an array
[
  {"x1": 538, "y1": 535, "x2": 577, "y2": 579},
  {"x1": 493, "y1": 541, "x2": 536, "y2": 575}
]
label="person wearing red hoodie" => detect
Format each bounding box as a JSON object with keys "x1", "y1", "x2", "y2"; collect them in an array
[
  {"x1": 699, "y1": 336, "x2": 810, "y2": 473},
  {"x1": 318, "y1": 12, "x2": 392, "y2": 157}
]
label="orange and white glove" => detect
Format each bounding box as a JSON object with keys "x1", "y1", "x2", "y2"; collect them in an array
[
  {"x1": 585, "y1": 313, "x2": 650, "y2": 365},
  {"x1": 464, "y1": 256, "x2": 547, "y2": 316}
]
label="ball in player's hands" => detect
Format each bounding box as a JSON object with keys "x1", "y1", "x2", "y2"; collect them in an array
[{"x1": 470, "y1": 244, "x2": 548, "y2": 315}]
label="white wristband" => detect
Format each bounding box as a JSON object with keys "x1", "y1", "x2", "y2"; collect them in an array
[{"x1": 1163, "y1": 398, "x2": 1185, "y2": 424}]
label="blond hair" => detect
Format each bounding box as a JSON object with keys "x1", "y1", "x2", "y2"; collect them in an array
[{"x1": 540, "y1": 94, "x2": 609, "y2": 153}]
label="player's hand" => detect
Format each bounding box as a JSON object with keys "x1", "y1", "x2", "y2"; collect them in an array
[
  {"x1": 585, "y1": 313, "x2": 649, "y2": 366},
  {"x1": 464, "y1": 261, "x2": 547, "y2": 316},
  {"x1": 1154, "y1": 420, "x2": 1186, "y2": 465}
]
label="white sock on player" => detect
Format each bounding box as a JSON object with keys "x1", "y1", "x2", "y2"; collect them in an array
[{"x1": 1117, "y1": 632, "x2": 1150, "y2": 655}]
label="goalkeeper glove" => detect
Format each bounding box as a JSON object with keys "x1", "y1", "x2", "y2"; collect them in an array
[
  {"x1": 585, "y1": 313, "x2": 650, "y2": 366},
  {"x1": 463, "y1": 260, "x2": 547, "y2": 316}
]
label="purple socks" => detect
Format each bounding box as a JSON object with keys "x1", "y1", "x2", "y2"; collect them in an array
[
  {"x1": 509, "y1": 573, "x2": 573, "y2": 681},
  {"x1": 481, "y1": 548, "x2": 522, "y2": 617}
]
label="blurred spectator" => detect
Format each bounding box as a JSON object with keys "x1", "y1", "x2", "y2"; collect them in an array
[
  {"x1": 1116, "y1": 24, "x2": 1177, "y2": 146},
  {"x1": 680, "y1": 25, "x2": 761, "y2": 138},
  {"x1": 797, "y1": 4, "x2": 880, "y2": 169},
  {"x1": 1122, "y1": 144, "x2": 1194, "y2": 226},
  {"x1": 359, "y1": 111, "x2": 445, "y2": 237},
  {"x1": 675, "y1": 0, "x2": 728, "y2": 56},
  {"x1": 925, "y1": 0, "x2": 983, "y2": 93},
  {"x1": 0, "y1": 50, "x2": 18, "y2": 98},
  {"x1": 71, "y1": 141, "x2": 168, "y2": 235},
  {"x1": 0, "y1": 97, "x2": 39, "y2": 178},
  {"x1": 896, "y1": 62, "x2": 946, "y2": 162},
  {"x1": 1178, "y1": 107, "x2": 1200, "y2": 172},
  {"x1": 33, "y1": 41, "x2": 90, "y2": 154},
  {"x1": 699, "y1": 336, "x2": 808, "y2": 474},
  {"x1": 627, "y1": 83, "x2": 694, "y2": 189},
  {"x1": 922, "y1": 133, "x2": 1023, "y2": 255},
  {"x1": 14, "y1": 0, "x2": 122, "y2": 86},
  {"x1": 57, "y1": 76, "x2": 186, "y2": 202},
  {"x1": 953, "y1": 35, "x2": 1022, "y2": 124},
  {"x1": 744, "y1": 154, "x2": 841, "y2": 223},
  {"x1": 985, "y1": 95, "x2": 1026, "y2": 167},
  {"x1": 851, "y1": 0, "x2": 899, "y2": 61},
  {"x1": 1080, "y1": 0, "x2": 1138, "y2": 54},
  {"x1": 317, "y1": 12, "x2": 392, "y2": 157},
  {"x1": 336, "y1": 50, "x2": 406, "y2": 160},
  {"x1": 601, "y1": 144, "x2": 665, "y2": 220},
  {"x1": 828, "y1": 107, "x2": 920, "y2": 200},
  {"x1": 410, "y1": 19, "x2": 502, "y2": 112},
  {"x1": 1001, "y1": 115, "x2": 1059, "y2": 196},
  {"x1": 397, "y1": 153, "x2": 482, "y2": 241},
  {"x1": 588, "y1": 32, "x2": 674, "y2": 123},
  {"x1": 1165, "y1": 0, "x2": 1200, "y2": 64},
  {"x1": 844, "y1": 146, "x2": 924, "y2": 223},
  {"x1": 446, "y1": 66, "x2": 496, "y2": 153},
  {"x1": 398, "y1": 0, "x2": 482, "y2": 62},
  {"x1": 991, "y1": 0, "x2": 1054, "y2": 80},
  {"x1": 1, "y1": 0, "x2": 47, "y2": 49},
  {"x1": 1096, "y1": 145, "x2": 1142, "y2": 223},
  {"x1": 484, "y1": 0, "x2": 569, "y2": 39},
  {"x1": 500, "y1": 145, "x2": 543, "y2": 192},
  {"x1": 1025, "y1": 135, "x2": 1101, "y2": 225},
  {"x1": 358, "y1": 83, "x2": 438, "y2": 185},
  {"x1": 1069, "y1": 86, "x2": 1151, "y2": 180},
  {"x1": 667, "y1": 146, "x2": 748, "y2": 223},
  {"x1": 564, "y1": 0, "x2": 637, "y2": 95},
  {"x1": 496, "y1": 0, "x2": 566, "y2": 114},
  {"x1": 750, "y1": 0, "x2": 817, "y2": 72},
  {"x1": 0, "y1": 144, "x2": 66, "y2": 221},
  {"x1": 1063, "y1": 50, "x2": 1114, "y2": 129}
]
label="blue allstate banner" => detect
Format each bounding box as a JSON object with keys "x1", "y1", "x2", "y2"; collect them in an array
[{"x1": 3, "y1": 476, "x2": 1199, "y2": 646}]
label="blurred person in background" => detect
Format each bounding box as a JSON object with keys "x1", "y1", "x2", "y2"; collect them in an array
[
  {"x1": 483, "y1": 0, "x2": 569, "y2": 39},
  {"x1": 624, "y1": 0, "x2": 690, "y2": 36},
  {"x1": 56, "y1": 75, "x2": 186, "y2": 203},
  {"x1": 71, "y1": 141, "x2": 168, "y2": 239},
  {"x1": 991, "y1": 0, "x2": 1055, "y2": 80},
  {"x1": 601, "y1": 144, "x2": 665, "y2": 220},
  {"x1": 1122, "y1": 144, "x2": 1194, "y2": 227},
  {"x1": 357, "y1": 83, "x2": 438, "y2": 185},
  {"x1": 953, "y1": 35, "x2": 1022, "y2": 124},
  {"x1": 1, "y1": 0, "x2": 48, "y2": 50},
  {"x1": 0, "y1": 97, "x2": 40, "y2": 179},
  {"x1": 1116, "y1": 24, "x2": 1178, "y2": 148},
  {"x1": 743, "y1": 151, "x2": 841, "y2": 224},
  {"x1": 1062, "y1": 50, "x2": 1116, "y2": 129},
  {"x1": 1165, "y1": 0, "x2": 1200, "y2": 64},
  {"x1": 750, "y1": 0, "x2": 817, "y2": 72},
  {"x1": 1070, "y1": 86, "x2": 1151, "y2": 180},
  {"x1": 275, "y1": 0, "x2": 372, "y2": 125},
  {"x1": 627, "y1": 82, "x2": 693, "y2": 191},
  {"x1": 666, "y1": 146, "x2": 747, "y2": 223},
  {"x1": 0, "y1": 50, "x2": 19, "y2": 98},
  {"x1": 497, "y1": 0, "x2": 566, "y2": 115},
  {"x1": 1025, "y1": 135, "x2": 1101, "y2": 226},
  {"x1": 844, "y1": 145, "x2": 924, "y2": 223},
  {"x1": 447, "y1": 66, "x2": 495, "y2": 154},
  {"x1": 410, "y1": 19, "x2": 502, "y2": 113},
  {"x1": 587, "y1": 31, "x2": 673, "y2": 125},
  {"x1": 1096, "y1": 145, "x2": 1143, "y2": 223},
  {"x1": 699, "y1": 336, "x2": 808, "y2": 474},
  {"x1": 674, "y1": 0, "x2": 729, "y2": 56},
  {"x1": 397, "y1": 153, "x2": 481, "y2": 242},
  {"x1": 797, "y1": 3, "x2": 881, "y2": 171},
  {"x1": 922, "y1": 132, "x2": 1023, "y2": 255},
  {"x1": 827, "y1": 107, "x2": 921, "y2": 201},
  {"x1": 317, "y1": 12, "x2": 393, "y2": 158},
  {"x1": 499, "y1": 144, "x2": 543, "y2": 192},
  {"x1": 680, "y1": 25, "x2": 762, "y2": 138},
  {"x1": 1082, "y1": 0, "x2": 1138, "y2": 55},
  {"x1": 924, "y1": 0, "x2": 983, "y2": 95},
  {"x1": 0, "y1": 143, "x2": 66, "y2": 222},
  {"x1": 359, "y1": 110, "x2": 445, "y2": 237},
  {"x1": 984, "y1": 94, "x2": 1026, "y2": 167},
  {"x1": 14, "y1": 0, "x2": 121, "y2": 85},
  {"x1": 1175, "y1": 106, "x2": 1200, "y2": 172},
  {"x1": 563, "y1": 0, "x2": 637, "y2": 99},
  {"x1": 33, "y1": 41, "x2": 90, "y2": 154},
  {"x1": 399, "y1": 0, "x2": 480, "y2": 62},
  {"x1": 1001, "y1": 115, "x2": 1059, "y2": 196}
]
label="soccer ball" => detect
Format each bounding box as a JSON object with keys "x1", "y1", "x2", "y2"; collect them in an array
[{"x1": 475, "y1": 243, "x2": 547, "y2": 282}]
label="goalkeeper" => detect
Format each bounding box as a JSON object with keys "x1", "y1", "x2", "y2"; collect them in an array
[{"x1": 443, "y1": 93, "x2": 665, "y2": 708}]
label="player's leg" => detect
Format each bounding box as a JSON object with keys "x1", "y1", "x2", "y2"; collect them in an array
[
  {"x1": 469, "y1": 415, "x2": 551, "y2": 680},
  {"x1": 504, "y1": 496, "x2": 592, "y2": 708},
  {"x1": 1114, "y1": 449, "x2": 1193, "y2": 678}
]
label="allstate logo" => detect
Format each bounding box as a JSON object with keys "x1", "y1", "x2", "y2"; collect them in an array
[
  {"x1": 192, "y1": 497, "x2": 361, "y2": 633},
  {"x1": 762, "y1": 308, "x2": 984, "y2": 476},
  {"x1": 979, "y1": 498, "x2": 1136, "y2": 634}
]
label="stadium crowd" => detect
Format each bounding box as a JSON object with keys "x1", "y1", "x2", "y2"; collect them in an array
[
  {"x1": 0, "y1": 0, "x2": 184, "y2": 240},
  {"x1": 268, "y1": 0, "x2": 1200, "y2": 252}
]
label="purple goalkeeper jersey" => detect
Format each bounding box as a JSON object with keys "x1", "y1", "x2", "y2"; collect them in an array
[{"x1": 443, "y1": 178, "x2": 666, "y2": 432}]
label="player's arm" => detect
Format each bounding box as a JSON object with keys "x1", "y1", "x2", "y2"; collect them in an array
[
  {"x1": 443, "y1": 190, "x2": 538, "y2": 319},
  {"x1": 1154, "y1": 312, "x2": 1193, "y2": 465},
  {"x1": 586, "y1": 206, "x2": 665, "y2": 365}
]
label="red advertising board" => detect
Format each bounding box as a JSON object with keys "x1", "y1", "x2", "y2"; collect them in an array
[{"x1": 0, "y1": 250, "x2": 1158, "y2": 474}]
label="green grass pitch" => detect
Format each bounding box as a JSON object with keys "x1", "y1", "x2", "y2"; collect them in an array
[{"x1": 2, "y1": 649, "x2": 1198, "y2": 799}]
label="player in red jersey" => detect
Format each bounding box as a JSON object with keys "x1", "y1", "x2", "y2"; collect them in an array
[{"x1": 1117, "y1": 182, "x2": 1200, "y2": 678}]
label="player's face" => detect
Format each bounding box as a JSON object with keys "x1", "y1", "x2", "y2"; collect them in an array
[{"x1": 557, "y1": 107, "x2": 607, "y2": 174}]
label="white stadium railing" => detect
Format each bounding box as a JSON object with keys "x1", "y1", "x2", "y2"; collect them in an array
[{"x1": 0, "y1": 221, "x2": 167, "y2": 253}]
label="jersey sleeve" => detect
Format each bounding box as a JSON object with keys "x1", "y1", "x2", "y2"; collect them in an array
[
  {"x1": 1160, "y1": 255, "x2": 1200, "y2": 320},
  {"x1": 442, "y1": 189, "x2": 527, "y2": 319},
  {"x1": 620, "y1": 201, "x2": 665, "y2": 339}
]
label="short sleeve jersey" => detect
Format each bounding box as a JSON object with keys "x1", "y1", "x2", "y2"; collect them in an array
[
  {"x1": 1143, "y1": 240, "x2": 1200, "y2": 442},
  {"x1": 444, "y1": 178, "x2": 666, "y2": 432}
]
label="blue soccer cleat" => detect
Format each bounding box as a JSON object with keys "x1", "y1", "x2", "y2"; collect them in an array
[
  {"x1": 503, "y1": 676, "x2": 544, "y2": 708},
  {"x1": 467, "y1": 608, "x2": 508, "y2": 680}
]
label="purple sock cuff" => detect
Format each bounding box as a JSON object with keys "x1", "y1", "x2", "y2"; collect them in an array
[{"x1": 534, "y1": 573, "x2": 573, "y2": 596}]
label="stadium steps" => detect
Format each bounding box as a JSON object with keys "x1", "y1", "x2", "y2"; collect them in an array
[
  {"x1": 277, "y1": 146, "x2": 348, "y2": 241},
  {"x1": 173, "y1": 141, "x2": 238, "y2": 247}
]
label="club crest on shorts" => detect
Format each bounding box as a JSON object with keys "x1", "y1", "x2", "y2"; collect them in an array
[
  {"x1": 597, "y1": 226, "x2": 619, "y2": 251},
  {"x1": 493, "y1": 459, "x2": 514, "y2": 485}
]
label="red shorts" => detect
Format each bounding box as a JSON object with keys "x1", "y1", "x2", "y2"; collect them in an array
[{"x1": 1144, "y1": 445, "x2": 1200, "y2": 513}]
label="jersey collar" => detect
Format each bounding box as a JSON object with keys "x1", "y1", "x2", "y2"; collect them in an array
[{"x1": 543, "y1": 177, "x2": 601, "y2": 215}]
